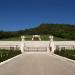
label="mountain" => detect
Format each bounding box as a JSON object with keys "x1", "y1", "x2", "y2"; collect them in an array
[{"x1": 0, "y1": 24, "x2": 75, "y2": 40}]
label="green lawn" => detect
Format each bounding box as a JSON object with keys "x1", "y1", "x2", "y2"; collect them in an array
[{"x1": 0, "y1": 35, "x2": 68, "y2": 41}]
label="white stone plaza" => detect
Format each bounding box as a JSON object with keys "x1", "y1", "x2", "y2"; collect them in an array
[
  {"x1": 0, "y1": 53, "x2": 75, "y2": 75},
  {"x1": 0, "y1": 35, "x2": 75, "y2": 75}
]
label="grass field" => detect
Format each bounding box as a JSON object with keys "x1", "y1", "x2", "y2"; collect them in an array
[{"x1": 0, "y1": 35, "x2": 68, "y2": 41}]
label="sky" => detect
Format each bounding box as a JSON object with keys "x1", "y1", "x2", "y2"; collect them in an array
[{"x1": 0, "y1": 0, "x2": 75, "y2": 31}]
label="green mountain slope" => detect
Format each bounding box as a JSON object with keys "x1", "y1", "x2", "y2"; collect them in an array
[{"x1": 0, "y1": 24, "x2": 75, "y2": 40}]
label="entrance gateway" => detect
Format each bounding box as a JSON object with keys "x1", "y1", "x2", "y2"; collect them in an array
[{"x1": 20, "y1": 35, "x2": 55, "y2": 53}]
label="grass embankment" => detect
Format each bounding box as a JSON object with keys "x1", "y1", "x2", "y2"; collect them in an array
[
  {"x1": 54, "y1": 49, "x2": 75, "y2": 60},
  {"x1": 0, "y1": 49, "x2": 21, "y2": 63}
]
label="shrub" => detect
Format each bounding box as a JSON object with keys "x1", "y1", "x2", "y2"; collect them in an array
[
  {"x1": 0, "y1": 49, "x2": 21, "y2": 62},
  {"x1": 54, "y1": 49, "x2": 75, "y2": 60}
]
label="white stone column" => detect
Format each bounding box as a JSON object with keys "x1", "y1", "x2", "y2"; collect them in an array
[
  {"x1": 47, "y1": 47, "x2": 50, "y2": 53},
  {"x1": 39, "y1": 37, "x2": 41, "y2": 41},
  {"x1": 20, "y1": 36, "x2": 25, "y2": 53},
  {"x1": 49, "y1": 36, "x2": 55, "y2": 53},
  {"x1": 32, "y1": 35, "x2": 34, "y2": 41}
]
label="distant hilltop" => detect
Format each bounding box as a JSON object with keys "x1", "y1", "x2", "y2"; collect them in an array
[{"x1": 0, "y1": 24, "x2": 75, "y2": 40}]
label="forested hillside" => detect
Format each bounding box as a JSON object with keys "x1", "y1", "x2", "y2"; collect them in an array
[{"x1": 0, "y1": 24, "x2": 75, "y2": 40}]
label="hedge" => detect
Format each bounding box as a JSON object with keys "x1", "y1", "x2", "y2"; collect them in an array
[
  {"x1": 54, "y1": 49, "x2": 75, "y2": 60},
  {"x1": 0, "y1": 49, "x2": 21, "y2": 62}
]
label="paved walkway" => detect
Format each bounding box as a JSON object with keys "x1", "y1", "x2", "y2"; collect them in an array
[{"x1": 0, "y1": 53, "x2": 75, "y2": 75}]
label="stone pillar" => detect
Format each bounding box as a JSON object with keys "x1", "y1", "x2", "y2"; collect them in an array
[
  {"x1": 49, "y1": 36, "x2": 55, "y2": 53},
  {"x1": 20, "y1": 36, "x2": 25, "y2": 53},
  {"x1": 32, "y1": 38, "x2": 33, "y2": 41},
  {"x1": 39, "y1": 36, "x2": 41, "y2": 41},
  {"x1": 47, "y1": 47, "x2": 50, "y2": 53}
]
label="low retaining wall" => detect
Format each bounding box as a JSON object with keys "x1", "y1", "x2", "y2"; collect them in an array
[{"x1": 0, "y1": 41, "x2": 75, "y2": 51}]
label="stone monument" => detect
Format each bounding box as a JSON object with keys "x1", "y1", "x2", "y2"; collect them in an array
[{"x1": 32, "y1": 35, "x2": 41, "y2": 41}]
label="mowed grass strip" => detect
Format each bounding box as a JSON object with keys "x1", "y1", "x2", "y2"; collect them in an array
[{"x1": 0, "y1": 35, "x2": 68, "y2": 41}]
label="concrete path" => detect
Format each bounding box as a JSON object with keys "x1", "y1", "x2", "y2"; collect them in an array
[{"x1": 0, "y1": 53, "x2": 75, "y2": 75}]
